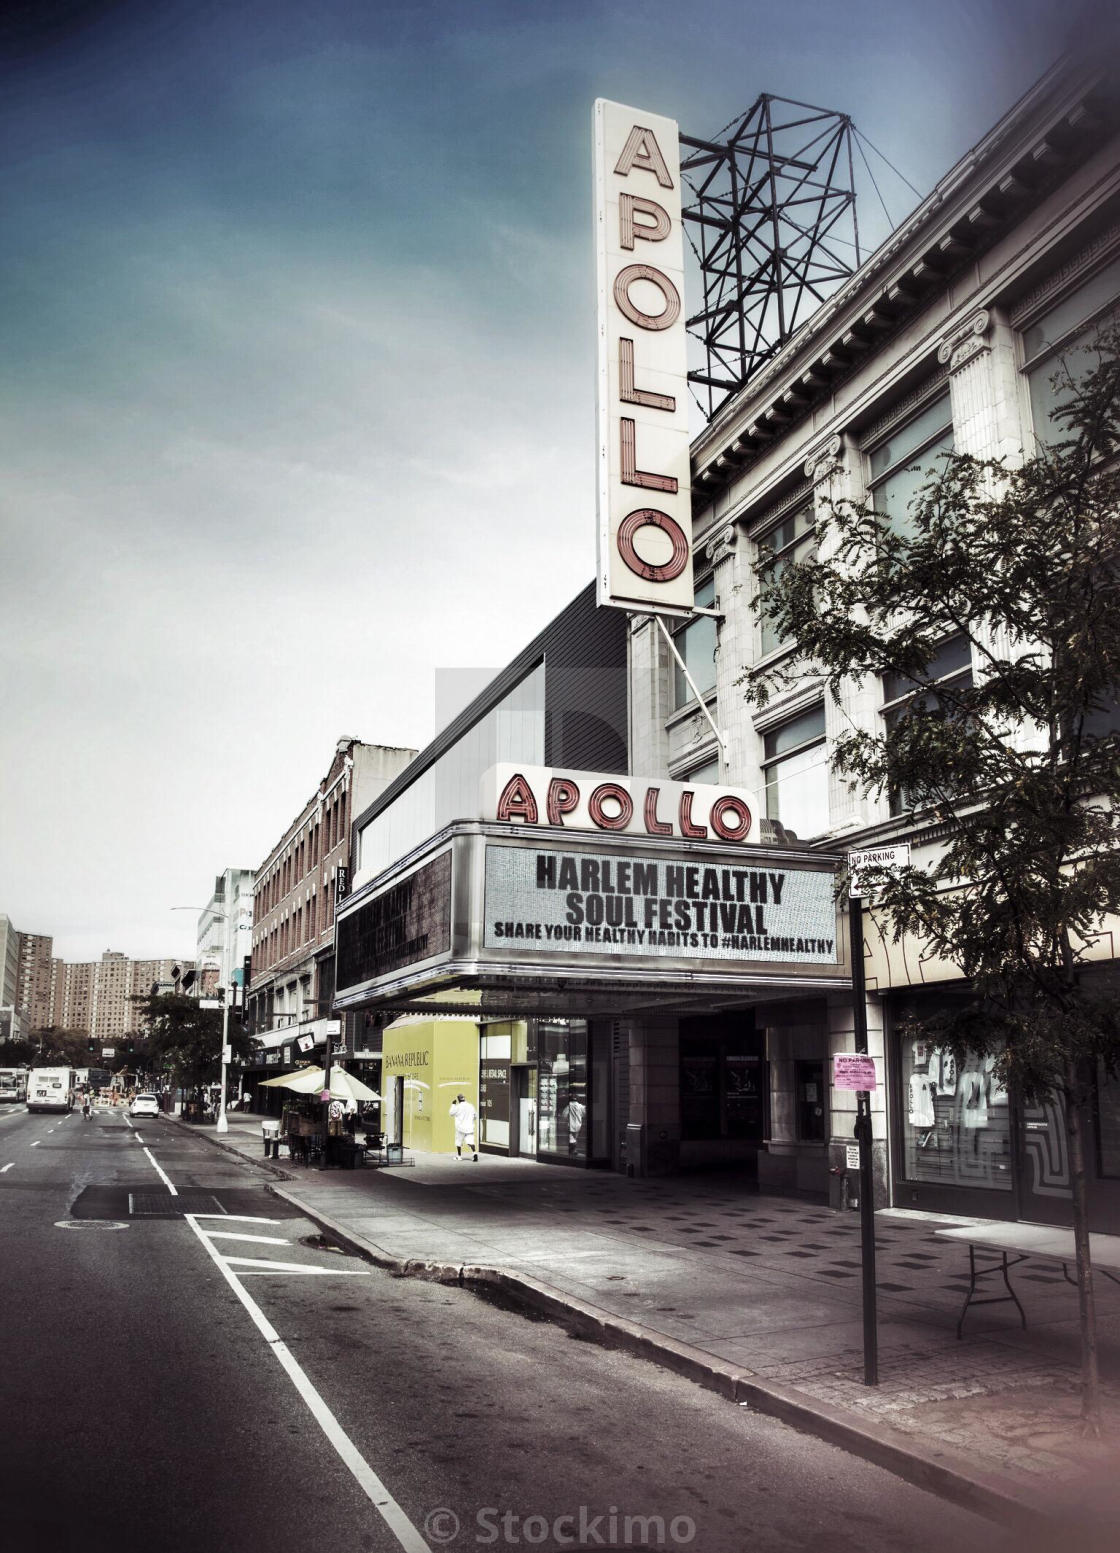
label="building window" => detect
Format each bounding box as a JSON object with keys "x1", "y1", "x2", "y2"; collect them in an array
[
  {"x1": 671, "y1": 576, "x2": 717, "y2": 711},
  {"x1": 761, "y1": 704, "x2": 828, "y2": 838},
  {"x1": 681, "y1": 756, "x2": 720, "y2": 785},
  {"x1": 867, "y1": 392, "x2": 953, "y2": 538},
  {"x1": 881, "y1": 634, "x2": 973, "y2": 815},
  {"x1": 758, "y1": 504, "x2": 814, "y2": 657},
  {"x1": 1022, "y1": 253, "x2": 1120, "y2": 442}
]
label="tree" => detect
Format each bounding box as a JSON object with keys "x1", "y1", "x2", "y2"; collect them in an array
[
  {"x1": 744, "y1": 323, "x2": 1120, "y2": 1431},
  {"x1": 28, "y1": 1027, "x2": 98, "y2": 1067},
  {"x1": 131, "y1": 993, "x2": 251, "y2": 1109}
]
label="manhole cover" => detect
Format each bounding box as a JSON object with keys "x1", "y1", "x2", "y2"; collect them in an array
[
  {"x1": 55, "y1": 1220, "x2": 130, "y2": 1231},
  {"x1": 129, "y1": 1191, "x2": 224, "y2": 1217}
]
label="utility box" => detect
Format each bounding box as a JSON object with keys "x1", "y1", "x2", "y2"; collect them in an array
[{"x1": 625, "y1": 1122, "x2": 679, "y2": 1177}]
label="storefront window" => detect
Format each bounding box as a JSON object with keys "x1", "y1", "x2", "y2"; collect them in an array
[
  {"x1": 537, "y1": 1020, "x2": 588, "y2": 1161},
  {"x1": 899, "y1": 1036, "x2": 1012, "y2": 1191}
]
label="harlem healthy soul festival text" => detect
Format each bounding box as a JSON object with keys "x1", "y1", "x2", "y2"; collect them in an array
[{"x1": 483, "y1": 847, "x2": 837, "y2": 963}]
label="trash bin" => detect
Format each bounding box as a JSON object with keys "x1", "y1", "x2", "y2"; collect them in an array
[{"x1": 261, "y1": 1119, "x2": 281, "y2": 1158}]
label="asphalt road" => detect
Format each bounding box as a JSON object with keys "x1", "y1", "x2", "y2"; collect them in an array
[{"x1": 0, "y1": 1101, "x2": 1013, "y2": 1553}]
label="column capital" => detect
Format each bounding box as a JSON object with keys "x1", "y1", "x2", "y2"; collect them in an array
[
  {"x1": 803, "y1": 433, "x2": 844, "y2": 485},
  {"x1": 703, "y1": 524, "x2": 739, "y2": 566},
  {"x1": 936, "y1": 308, "x2": 992, "y2": 373}
]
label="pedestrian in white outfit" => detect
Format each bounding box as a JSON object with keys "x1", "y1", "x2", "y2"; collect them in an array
[{"x1": 449, "y1": 1094, "x2": 478, "y2": 1160}]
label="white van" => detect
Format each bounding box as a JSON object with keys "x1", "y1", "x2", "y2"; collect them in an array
[{"x1": 27, "y1": 1067, "x2": 75, "y2": 1113}]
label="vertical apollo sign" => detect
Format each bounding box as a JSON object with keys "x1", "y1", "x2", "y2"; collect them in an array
[{"x1": 595, "y1": 100, "x2": 693, "y2": 614}]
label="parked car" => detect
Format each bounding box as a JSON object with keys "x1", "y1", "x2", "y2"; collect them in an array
[{"x1": 129, "y1": 1093, "x2": 160, "y2": 1118}]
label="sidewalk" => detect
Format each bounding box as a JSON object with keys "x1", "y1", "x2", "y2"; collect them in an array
[{"x1": 180, "y1": 1111, "x2": 1120, "y2": 1532}]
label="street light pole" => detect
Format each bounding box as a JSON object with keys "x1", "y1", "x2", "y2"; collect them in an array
[{"x1": 216, "y1": 989, "x2": 230, "y2": 1134}]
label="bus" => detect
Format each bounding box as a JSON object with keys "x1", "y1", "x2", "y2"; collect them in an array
[
  {"x1": 26, "y1": 1067, "x2": 76, "y2": 1113},
  {"x1": 0, "y1": 1068, "x2": 28, "y2": 1103}
]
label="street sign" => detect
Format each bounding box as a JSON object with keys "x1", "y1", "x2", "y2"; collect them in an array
[
  {"x1": 199, "y1": 998, "x2": 222, "y2": 1009},
  {"x1": 833, "y1": 1053, "x2": 878, "y2": 1091},
  {"x1": 102, "y1": 1046, "x2": 116, "y2": 1058},
  {"x1": 848, "y1": 843, "x2": 910, "y2": 899}
]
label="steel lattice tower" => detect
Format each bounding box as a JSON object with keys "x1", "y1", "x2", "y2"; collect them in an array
[{"x1": 681, "y1": 95, "x2": 860, "y2": 419}]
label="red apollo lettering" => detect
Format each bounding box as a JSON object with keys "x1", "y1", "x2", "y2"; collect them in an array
[
  {"x1": 616, "y1": 508, "x2": 689, "y2": 582},
  {"x1": 643, "y1": 786, "x2": 673, "y2": 836},
  {"x1": 588, "y1": 782, "x2": 634, "y2": 830},
  {"x1": 496, "y1": 773, "x2": 538, "y2": 824},
  {"x1": 612, "y1": 263, "x2": 681, "y2": 332},
  {"x1": 620, "y1": 418, "x2": 677, "y2": 492},
  {"x1": 613, "y1": 124, "x2": 674, "y2": 188},
  {"x1": 619, "y1": 193, "x2": 671, "y2": 249},
  {"x1": 710, "y1": 795, "x2": 752, "y2": 841},
  {"x1": 618, "y1": 338, "x2": 675, "y2": 411},
  {"x1": 546, "y1": 778, "x2": 580, "y2": 825},
  {"x1": 679, "y1": 790, "x2": 708, "y2": 839}
]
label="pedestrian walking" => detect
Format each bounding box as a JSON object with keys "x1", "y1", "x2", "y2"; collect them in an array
[
  {"x1": 449, "y1": 1093, "x2": 478, "y2": 1160},
  {"x1": 82, "y1": 1092, "x2": 92, "y2": 1119}
]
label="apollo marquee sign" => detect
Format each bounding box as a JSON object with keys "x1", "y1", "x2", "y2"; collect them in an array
[
  {"x1": 482, "y1": 765, "x2": 758, "y2": 844},
  {"x1": 595, "y1": 99, "x2": 693, "y2": 615}
]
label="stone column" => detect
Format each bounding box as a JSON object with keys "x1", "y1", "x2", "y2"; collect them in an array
[
  {"x1": 937, "y1": 307, "x2": 1025, "y2": 464},
  {"x1": 704, "y1": 523, "x2": 745, "y2": 783},
  {"x1": 623, "y1": 1014, "x2": 680, "y2": 1175}
]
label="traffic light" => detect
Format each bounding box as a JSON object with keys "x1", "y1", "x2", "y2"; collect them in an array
[{"x1": 87, "y1": 1039, "x2": 95, "y2": 1053}]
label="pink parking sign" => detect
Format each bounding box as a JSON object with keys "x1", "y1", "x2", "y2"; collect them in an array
[{"x1": 833, "y1": 1054, "x2": 877, "y2": 1091}]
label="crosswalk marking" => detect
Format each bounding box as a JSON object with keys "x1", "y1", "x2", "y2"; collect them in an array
[
  {"x1": 205, "y1": 1231, "x2": 292, "y2": 1246},
  {"x1": 222, "y1": 1254, "x2": 369, "y2": 1276}
]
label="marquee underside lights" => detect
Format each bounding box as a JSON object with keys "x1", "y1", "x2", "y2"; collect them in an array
[{"x1": 595, "y1": 99, "x2": 693, "y2": 615}]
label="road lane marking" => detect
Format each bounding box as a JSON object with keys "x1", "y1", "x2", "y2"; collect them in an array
[
  {"x1": 1, "y1": 1163, "x2": 12, "y2": 1173},
  {"x1": 205, "y1": 1232, "x2": 292, "y2": 1246},
  {"x1": 30, "y1": 1141, "x2": 40, "y2": 1148},
  {"x1": 142, "y1": 1146, "x2": 178, "y2": 1196},
  {"x1": 223, "y1": 1255, "x2": 368, "y2": 1276},
  {"x1": 192, "y1": 1213, "x2": 279, "y2": 1224},
  {"x1": 184, "y1": 1213, "x2": 430, "y2": 1553}
]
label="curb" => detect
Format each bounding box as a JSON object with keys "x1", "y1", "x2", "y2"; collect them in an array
[{"x1": 264, "y1": 1183, "x2": 1054, "y2": 1531}]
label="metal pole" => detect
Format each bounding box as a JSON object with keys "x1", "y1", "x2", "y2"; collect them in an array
[
  {"x1": 849, "y1": 892, "x2": 878, "y2": 1386},
  {"x1": 318, "y1": 1017, "x2": 334, "y2": 1169},
  {"x1": 216, "y1": 990, "x2": 229, "y2": 1134}
]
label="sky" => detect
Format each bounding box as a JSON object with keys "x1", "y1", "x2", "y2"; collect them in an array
[{"x1": 0, "y1": 0, "x2": 1079, "y2": 964}]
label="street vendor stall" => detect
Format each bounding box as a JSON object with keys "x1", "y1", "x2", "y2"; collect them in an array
[{"x1": 259, "y1": 1065, "x2": 383, "y2": 1166}]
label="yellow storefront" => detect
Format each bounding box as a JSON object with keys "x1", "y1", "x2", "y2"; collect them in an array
[{"x1": 381, "y1": 1016, "x2": 480, "y2": 1155}]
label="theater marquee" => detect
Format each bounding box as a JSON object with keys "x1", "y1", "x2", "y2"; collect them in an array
[
  {"x1": 333, "y1": 822, "x2": 849, "y2": 1019},
  {"x1": 595, "y1": 99, "x2": 693, "y2": 615}
]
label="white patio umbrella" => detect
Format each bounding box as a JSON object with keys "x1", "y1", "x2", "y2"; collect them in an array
[{"x1": 259, "y1": 1065, "x2": 381, "y2": 1104}]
